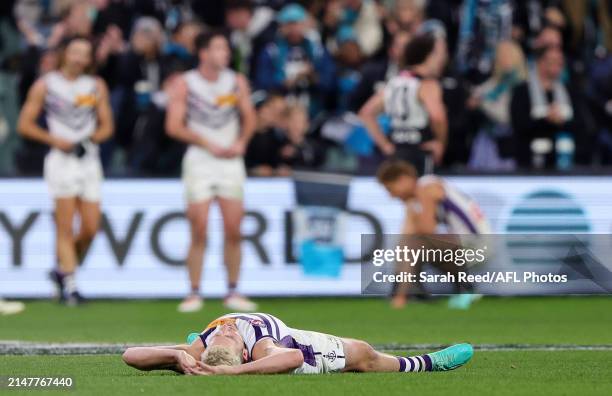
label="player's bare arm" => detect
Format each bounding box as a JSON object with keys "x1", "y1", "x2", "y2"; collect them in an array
[
  {"x1": 359, "y1": 90, "x2": 395, "y2": 155},
  {"x1": 413, "y1": 182, "x2": 445, "y2": 234},
  {"x1": 225, "y1": 73, "x2": 256, "y2": 158},
  {"x1": 419, "y1": 79, "x2": 448, "y2": 164},
  {"x1": 122, "y1": 343, "x2": 203, "y2": 373},
  {"x1": 17, "y1": 78, "x2": 73, "y2": 152},
  {"x1": 90, "y1": 78, "x2": 114, "y2": 144},
  {"x1": 194, "y1": 338, "x2": 304, "y2": 375}
]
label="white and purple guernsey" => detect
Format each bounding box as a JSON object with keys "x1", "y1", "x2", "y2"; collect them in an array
[
  {"x1": 199, "y1": 313, "x2": 346, "y2": 374},
  {"x1": 44, "y1": 71, "x2": 98, "y2": 144},
  {"x1": 417, "y1": 175, "x2": 490, "y2": 234},
  {"x1": 183, "y1": 68, "x2": 240, "y2": 152}
]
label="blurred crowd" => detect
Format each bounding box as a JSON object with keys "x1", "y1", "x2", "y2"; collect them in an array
[{"x1": 0, "y1": 0, "x2": 610, "y2": 176}]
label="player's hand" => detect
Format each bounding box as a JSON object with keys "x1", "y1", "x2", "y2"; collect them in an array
[
  {"x1": 380, "y1": 141, "x2": 396, "y2": 156},
  {"x1": 224, "y1": 140, "x2": 246, "y2": 158},
  {"x1": 546, "y1": 104, "x2": 565, "y2": 125},
  {"x1": 202, "y1": 140, "x2": 228, "y2": 158},
  {"x1": 280, "y1": 144, "x2": 296, "y2": 159},
  {"x1": 421, "y1": 140, "x2": 445, "y2": 165},
  {"x1": 51, "y1": 137, "x2": 74, "y2": 153},
  {"x1": 176, "y1": 351, "x2": 199, "y2": 375},
  {"x1": 192, "y1": 361, "x2": 236, "y2": 376}
]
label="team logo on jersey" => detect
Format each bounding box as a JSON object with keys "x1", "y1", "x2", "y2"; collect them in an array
[
  {"x1": 205, "y1": 318, "x2": 236, "y2": 330},
  {"x1": 75, "y1": 94, "x2": 97, "y2": 107},
  {"x1": 248, "y1": 319, "x2": 266, "y2": 328},
  {"x1": 215, "y1": 94, "x2": 238, "y2": 107},
  {"x1": 323, "y1": 351, "x2": 337, "y2": 362}
]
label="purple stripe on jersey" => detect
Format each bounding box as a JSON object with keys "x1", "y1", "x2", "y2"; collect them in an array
[
  {"x1": 262, "y1": 314, "x2": 281, "y2": 340},
  {"x1": 397, "y1": 357, "x2": 406, "y2": 372},
  {"x1": 442, "y1": 199, "x2": 478, "y2": 234},
  {"x1": 199, "y1": 327, "x2": 215, "y2": 347},
  {"x1": 252, "y1": 314, "x2": 274, "y2": 339},
  {"x1": 279, "y1": 335, "x2": 316, "y2": 367},
  {"x1": 407, "y1": 356, "x2": 415, "y2": 371},
  {"x1": 231, "y1": 314, "x2": 266, "y2": 340}
]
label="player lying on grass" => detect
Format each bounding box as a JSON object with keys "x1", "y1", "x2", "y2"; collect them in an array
[{"x1": 123, "y1": 312, "x2": 473, "y2": 375}]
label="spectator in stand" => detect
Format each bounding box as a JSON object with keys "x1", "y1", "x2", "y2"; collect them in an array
[
  {"x1": 510, "y1": 45, "x2": 583, "y2": 169},
  {"x1": 278, "y1": 104, "x2": 327, "y2": 172},
  {"x1": 385, "y1": 0, "x2": 426, "y2": 37},
  {"x1": 321, "y1": 0, "x2": 383, "y2": 58},
  {"x1": 332, "y1": 26, "x2": 364, "y2": 113},
  {"x1": 588, "y1": 53, "x2": 612, "y2": 164},
  {"x1": 455, "y1": 0, "x2": 514, "y2": 83},
  {"x1": 114, "y1": 17, "x2": 174, "y2": 174},
  {"x1": 468, "y1": 40, "x2": 527, "y2": 170},
  {"x1": 254, "y1": 3, "x2": 335, "y2": 117},
  {"x1": 163, "y1": 20, "x2": 202, "y2": 78},
  {"x1": 245, "y1": 91, "x2": 289, "y2": 176},
  {"x1": 348, "y1": 30, "x2": 410, "y2": 112},
  {"x1": 225, "y1": 0, "x2": 277, "y2": 79},
  {"x1": 533, "y1": 24, "x2": 563, "y2": 50}
]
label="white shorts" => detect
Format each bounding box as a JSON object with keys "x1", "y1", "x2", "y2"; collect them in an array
[
  {"x1": 290, "y1": 330, "x2": 346, "y2": 374},
  {"x1": 181, "y1": 148, "x2": 246, "y2": 203},
  {"x1": 43, "y1": 149, "x2": 103, "y2": 202}
]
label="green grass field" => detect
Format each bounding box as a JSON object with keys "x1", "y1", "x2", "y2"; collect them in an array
[{"x1": 1, "y1": 297, "x2": 612, "y2": 395}]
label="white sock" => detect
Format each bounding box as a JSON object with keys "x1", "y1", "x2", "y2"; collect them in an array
[{"x1": 64, "y1": 273, "x2": 78, "y2": 294}]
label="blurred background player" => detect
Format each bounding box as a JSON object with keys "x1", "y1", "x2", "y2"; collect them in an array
[
  {"x1": 17, "y1": 36, "x2": 113, "y2": 306},
  {"x1": 166, "y1": 30, "x2": 257, "y2": 313},
  {"x1": 359, "y1": 32, "x2": 448, "y2": 176},
  {"x1": 377, "y1": 160, "x2": 490, "y2": 309}
]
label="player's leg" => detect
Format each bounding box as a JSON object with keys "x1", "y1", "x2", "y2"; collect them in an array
[
  {"x1": 217, "y1": 197, "x2": 257, "y2": 311},
  {"x1": 425, "y1": 234, "x2": 481, "y2": 310},
  {"x1": 341, "y1": 338, "x2": 473, "y2": 373},
  {"x1": 390, "y1": 234, "x2": 430, "y2": 308},
  {"x1": 50, "y1": 197, "x2": 79, "y2": 304},
  {"x1": 75, "y1": 199, "x2": 101, "y2": 264},
  {"x1": 178, "y1": 200, "x2": 212, "y2": 312}
]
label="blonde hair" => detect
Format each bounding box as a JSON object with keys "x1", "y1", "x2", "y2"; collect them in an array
[
  {"x1": 492, "y1": 40, "x2": 527, "y2": 82},
  {"x1": 201, "y1": 346, "x2": 242, "y2": 367}
]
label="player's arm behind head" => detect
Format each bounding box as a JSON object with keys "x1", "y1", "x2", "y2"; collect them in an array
[
  {"x1": 198, "y1": 338, "x2": 304, "y2": 375},
  {"x1": 122, "y1": 344, "x2": 193, "y2": 373}
]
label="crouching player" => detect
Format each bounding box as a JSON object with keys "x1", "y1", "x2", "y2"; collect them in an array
[
  {"x1": 122, "y1": 312, "x2": 473, "y2": 375},
  {"x1": 377, "y1": 160, "x2": 491, "y2": 309}
]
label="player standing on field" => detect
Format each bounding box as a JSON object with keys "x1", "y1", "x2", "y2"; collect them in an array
[
  {"x1": 359, "y1": 32, "x2": 448, "y2": 176},
  {"x1": 17, "y1": 36, "x2": 114, "y2": 305},
  {"x1": 166, "y1": 30, "x2": 257, "y2": 313}
]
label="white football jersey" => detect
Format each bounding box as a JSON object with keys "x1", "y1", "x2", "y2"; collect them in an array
[
  {"x1": 44, "y1": 71, "x2": 98, "y2": 143},
  {"x1": 199, "y1": 313, "x2": 343, "y2": 373},
  {"x1": 183, "y1": 68, "x2": 240, "y2": 149},
  {"x1": 418, "y1": 175, "x2": 490, "y2": 234}
]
